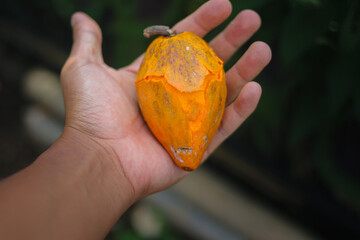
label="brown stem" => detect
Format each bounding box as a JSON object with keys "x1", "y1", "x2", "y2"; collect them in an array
[{"x1": 143, "y1": 25, "x2": 176, "y2": 38}]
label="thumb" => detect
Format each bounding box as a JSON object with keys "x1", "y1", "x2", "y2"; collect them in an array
[{"x1": 69, "y1": 12, "x2": 104, "y2": 63}]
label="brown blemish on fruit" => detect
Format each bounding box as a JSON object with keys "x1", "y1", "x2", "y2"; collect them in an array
[{"x1": 182, "y1": 167, "x2": 194, "y2": 172}]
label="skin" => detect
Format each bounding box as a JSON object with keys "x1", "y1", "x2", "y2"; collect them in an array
[{"x1": 0, "y1": 0, "x2": 271, "y2": 239}]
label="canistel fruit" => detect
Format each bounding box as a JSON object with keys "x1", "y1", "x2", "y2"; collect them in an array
[{"x1": 136, "y1": 26, "x2": 226, "y2": 171}]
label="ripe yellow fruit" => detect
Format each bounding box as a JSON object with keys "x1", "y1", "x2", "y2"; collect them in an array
[{"x1": 136, "y1": 28, "x2": 226, "y2": 171}]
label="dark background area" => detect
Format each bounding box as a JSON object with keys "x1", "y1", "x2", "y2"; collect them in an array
[{"x1": 1, "y1": 0, "x2": 360, "y2": 239}]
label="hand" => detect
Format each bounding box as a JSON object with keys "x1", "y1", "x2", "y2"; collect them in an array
[{"x1": 60, "y1": 0, "x2": 271, "y2": 200}]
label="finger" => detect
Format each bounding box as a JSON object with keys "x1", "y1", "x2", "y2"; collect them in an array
[
  {"x1": 69, "y1": 12, "x2": 103, "y2": 63},
  {"x1": 205, "y1": 82, "x2": 262, "y2": 158},
  {"x1": 173, "y1": 0, "x2": 232, "y2": 36},
  {"x1": 225, "y1": 41, "x2": 271, "y2": 106},
  {"x1": 126, "y1": 0, "x2": 232, "y2": 72},
  {"x1": 210, "y1": 10, "x2": 261, "y2": 62}
]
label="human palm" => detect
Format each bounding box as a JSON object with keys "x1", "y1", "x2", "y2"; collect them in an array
[{"x1": 61, "y1": 0, "x2": 271, "y2": 198}]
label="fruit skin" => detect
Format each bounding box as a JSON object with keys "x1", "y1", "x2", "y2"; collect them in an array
[{"x1": 136, "y1": 31, "x2": 226, "y2": 171}]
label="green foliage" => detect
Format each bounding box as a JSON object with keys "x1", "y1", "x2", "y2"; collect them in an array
[{"x1": 241, "y1": 0, "x2": 360, "y2": 210}]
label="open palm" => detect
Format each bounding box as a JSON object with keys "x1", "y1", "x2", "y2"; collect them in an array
[{"x1": 60, "y1": 0, "x2": 271, "y2": 199}]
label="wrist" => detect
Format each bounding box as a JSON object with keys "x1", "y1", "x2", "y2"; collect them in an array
[
  {"x1": 55, "y1": 125, "x2": 136, "y2": 201},
  {"x1": 33, "y1": 126, "x2": 136, "y2": 237}
]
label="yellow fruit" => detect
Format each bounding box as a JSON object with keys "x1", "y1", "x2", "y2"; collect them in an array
[{"x1": 136, "y1": 28, "x2": 226, "y2": 171}]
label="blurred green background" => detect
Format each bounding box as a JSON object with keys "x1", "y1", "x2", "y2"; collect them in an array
[{"x1": 0, "y1": 0, "x2": 359, "y2": 239}]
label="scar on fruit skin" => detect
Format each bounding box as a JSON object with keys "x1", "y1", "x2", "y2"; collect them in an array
[
  {"x1": 178, "y1": 147, "x2": 193, "y2": 151},
  {"x1": 171, "y1": 145, "x2": 183, "y2": 162},
  {"x1": 171, "y1": 145, "x2": 193, "y2": 163},
  {"x1": 202, "y1": 136, "x2": 208, "y2": 148}
]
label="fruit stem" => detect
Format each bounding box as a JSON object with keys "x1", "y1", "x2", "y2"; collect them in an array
[{"x1": 143, "y1": 25, "x2": 176, "y2": 38}]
